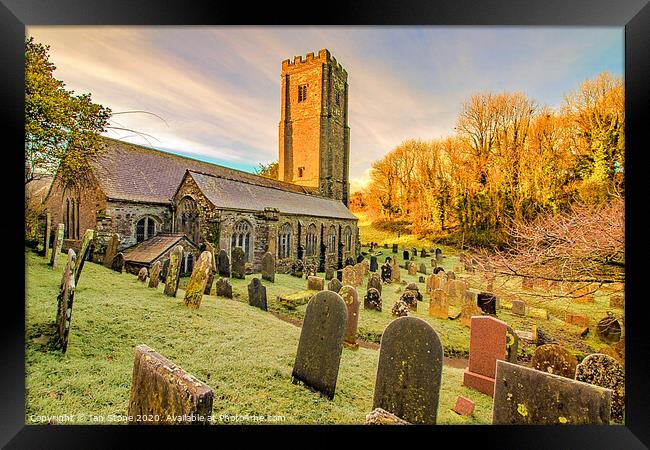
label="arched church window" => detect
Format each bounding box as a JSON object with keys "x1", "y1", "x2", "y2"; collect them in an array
[
  {"x1": 231, "y1": 220, "x2": 253, "y2": 262},
  {"x1": 278, "y1": 222, "x2": 292, "y2": 259},
  {"x1": 136, "y1": 217, "x2": 157, "y2": 243},
  {"x1": 327, "y1": 225, "x2": 336, "y2": 254},
  {"x1": 178, "y1": 196, "x2": 200, "y2": 244},
  {"x1": 344, "y1": 225, "x2": 352, "y2": 252},
  {"x1": 64, "y1": 196, "x2": 80, "y2": 239},
  {"x1": 306, "y1": 223, "x2": 317, "y2": 256}
]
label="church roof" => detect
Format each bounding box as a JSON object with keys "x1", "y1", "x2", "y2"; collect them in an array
[
  {"x1": 186, "y1": 170, "x2": 357, "y2": 220},
  {"x1": 89, "y1": 137, "x2": 317, "y2": 204},
  {"x1": 122, "y1": 233, "x2": 198, "y2": 265}
]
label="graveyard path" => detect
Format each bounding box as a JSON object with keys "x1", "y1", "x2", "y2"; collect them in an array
[{"x1": 268, "y1": 311, "x2": 469, "y2": 367}]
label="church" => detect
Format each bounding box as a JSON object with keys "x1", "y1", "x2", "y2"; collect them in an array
[{"x1": 43, "y1": 49, "x2": 359, "y2": 274}]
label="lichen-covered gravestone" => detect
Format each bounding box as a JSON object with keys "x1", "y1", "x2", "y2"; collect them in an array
[
  {"x1": 339, "y1": 285, "x2": 360, "y2": 350},
  {"x1": 261, "y1": 252, "x2": 275, "y2": 282},
  {"x1": 575, "y1": 353, "x2": 625, "y2": 423},
  {"x1": 341, "y1": 266, "x2": 354, "y2": 286},
  {"x1": 74, "y1": 229, "x2": 94, "y2": 286},
  {"x1": 138, "y1": 267, "x2": 148, "y2": 282},
  {"x1": 247, "y1": 277, "x2": 267, "y2": 311},
  {"x1": 492, "y1": 360, "x2": 612, "y2": 425},
  {"x1": 364, "y1": 288, "x2": 382, "y2": 312},
  {"x1": 160, "y1": 258, "x2": 170, "y2": 282},
  {"x1": 215, "y1": 277, "x2": 233, "y2": 298},
  {"x1": 231, "y1": 247, "x2": 246, "y2": 279},
  {"x1": 218, "y1": 249, "x2": 230, "y2": 277},
  {"x1": 463, "y1": 315, "x2": 507, "y2": 396},
  {"x1": 103, "y1": 233, "x2": 120, "y2": 268},
  {"x1": 391, "y1": 299, "x2": 409, "y2": 317},
  {"x1": 148, "y1": 261, "x2": 162, "y2": 288},
  {"x1": 428, "y1": 288, "x2": 449, "y2": 319},
  {"x1": 55, "y1": 249, "x2": 77, "y2": 352},
  {"x1": 505, "y1": 326, "x2": 519, "y2": 363},
  {"x1": 163, "y1": 245, "x2": 184, "y2": 297},
  {"x1": 511, "y1": 300, "x2": 526, "y2": 316},
  {"x1": 325, "y1": 267, "x2": 334, "y2": 281},
  {"x1": 400, "y1": 290, "x2": 418, "y2": 311},
  {"x1": 390, "y1": 258, "x2": 400, "y2": 282},
  {"x1": 531, "y1": 343, "x2": 577, "y2": 379},
  {"x1": 327, "y1": 278, "x2": 343, "y2": 293},
  {"x1": 380, "y1": 263, "x2": 392, "y2": 283},
  {"x1": 49, "y1": 223, "x2": 65, "y2": 269},
  {"x1": 127, "y1": 344, "x2": 214, "y2": 425},
  {"x1": 184, "y1": 251, "x2": 213, "y2": 309},
  {"x1": 292, "y1": 291, "x2": 347, "y2": 400},
  {"x1": 307, "y1": 276, "x2": 325, "y2": 291},
  {"x1": 367, "y1": 272, "x2": 382, "y2": 295},
  {"x1": 111, "y1": 252, "x2": 125, "y2": 273},
  {"x1": 373, "y1": 316, "x2": 443, "y2": 424},
  {"x1": 203, "y1": 243, "x2": 217, "y2": 295},
  {"x1": 407, "y1": 262, "x2": 417, "y2": 276}
]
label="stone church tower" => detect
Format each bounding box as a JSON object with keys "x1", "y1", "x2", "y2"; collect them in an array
[{"x1": 278, "y1": 49, "x2": 350, "y2": 206}]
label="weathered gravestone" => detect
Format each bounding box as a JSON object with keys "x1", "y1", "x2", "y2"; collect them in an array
[
  {"x1": 231, "y1": 247, "x2": 246, "y2": 279},
  {"x1": 55, "y1": 249, "x2": 76, "y2": 353},
  {"x1": 160, "y1": 258, "x2": 170, "y2": 282},
  {"x1": 428, "y1": 288, "x2": 449, "y2": 319},
  {"x1": 247, "y1": 278, "x2": 267, "y2": 311},
  {"x1": 418, "y1": 263, "x2": 427, "y2": 275},
  {"x1": 460, "y1": 300, "x2": 484, "y2": 328},
  {"x1": 138, "y1": 267, "x2": 148, "y2": 283},
  {"x1": 390, "y1": 258, "x2": 400, "y2": 282},
  {"x1": 49, "y1": 223, "x2": 65, "y2": 269},
  {"x1": 392, "y1": 243, "x2": 398, "y2": 253},
  {"x1": 42, "y1": 212, "x2": 51, "y2": 259},
  {"x1": 364, "y1": 408, "x2": 410, "y2": 425},
  {"x1": 261, "y1": 252, "x2": 275, "y2": 282},
  {"x1": 307, "y1": 276, "x2": 325, "y2": 291},
  {"x1": 566, "y1": 313, "x2": 590, "y2": 328},
  {"x1": 367, "y1": 272, "x2": 382, "y2": 295},
  {"x1": 420, "y1": 249, "x2": 427, "y2": 258},
  {"x1": 477, "y1": 292, "x2": 497, "y2": 315},
  {"x1": 575, "y1": 353, "x2": 625, "y2": 423},
  {"x1": 292, "y1": 291, "x2": 347, "y2": 399},
  {"x1": 325, "y1": 267, "x2": 334, "y2": 280},
  {"x1": 380, "y1": 263, "x2": 392, "y2": 283},
  {"x1": 492, "y1": 360, "x2": 612, "y2": 425},
  {"x1": 203, "y1": 243, "x2": 217, "y2": 294},
  {"x1": 418, "y1": 275, "x2": 425, "y2": 283},
  {"x1": 341, "y1": 266, "x2": 355, "y2": 287},
  {"x1": 103, "y1": 233, "x2": 120, "y2": 268},
  {"x1": 531, "y1": 343, "x2": 578, "y2": 379},
  {"x1": 407, "y1": 262, "x2": 417, "y2": 276},
  {"x1": 405, "y1": 283, "x2": 422, "y2": 301},
  {"x1": 370, "y1": 255, "x2": 378, "y2": 272},
  {"x1": 596, "y1": 313, "x2": 622, "y2": 344},
  {"x1": 463, "y1": 315, "x2": 507, "y2": 396},
  {"x1": 111, "y1": 252, "x2": 125, "y2": 273},
  {"x1": 609, "y1": 295, "x2": 624, "y2": 308},
  {"x1": 74, "y1": 229, "x2": 94, "y2": 286},
  {"x1": 403, "y1": 250, "x2": 410, "y2": 261},
  {"x1": 184, "y1": 251, "x2": 212, "y2": 309},
  {"x1": 215, "y1": 277, "x2": 233, "y2": 298},
  {"x1": 327, "y1": 277, "x2": 343, "y2": 293},
  {"x1": 218, "y1": 249, "x2": 230, "y2": 277},
  {"x1": 127, "y1": 344, "x2": 214, "y2": 424},
  {"x1": 148, "y1": 261, "x2": 162, "y2": 288},
  {"x1": 340, "y1": 286, "x2": 360, "y2": 350},
  {"x1": 163, "y1": 245, "x2": 184, "y2": 297},
  {"x1": 392, "y1": 300, "x2": 410, "y2": 317},
  {"x1": 364, "y1": 288, "x2": 382, "y2": 312},
  {"x1": 400, "y1": 290, "x2": 418, "y2": 311},
  {"x1": 511, "y1": 300, "x2": 526, "y2": 316},
  {"x1": 373, "y1": 316, "x2": 443, "y2": 424}
]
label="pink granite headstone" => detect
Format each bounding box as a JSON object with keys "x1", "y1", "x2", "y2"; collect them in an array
[{"x1": 463, "y1": 315, "x2": 507, "y2": 396}]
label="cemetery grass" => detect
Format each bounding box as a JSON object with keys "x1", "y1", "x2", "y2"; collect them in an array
[{"x1": 25, "y1": 250, "x2": 494, "y2": 425}]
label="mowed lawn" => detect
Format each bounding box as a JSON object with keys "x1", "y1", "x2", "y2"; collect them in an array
[{"x1": 25, "y1": 250, "x2": 494, "y2": 425}]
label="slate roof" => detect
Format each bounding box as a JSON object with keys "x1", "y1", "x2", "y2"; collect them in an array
[
  {"x1": 187, "y1": 170, "x2": 357, "y2": 220},
  {"x1": 122, "y1": 233, "x2": 198, "y2": 265},
  {"x1": 89, "y1": 137, "x2": 317, "y2": 204}
]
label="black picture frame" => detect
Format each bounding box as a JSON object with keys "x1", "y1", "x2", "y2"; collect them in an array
[{"x1": 3, "y1": 0, "x2": 648, "y2": 447}]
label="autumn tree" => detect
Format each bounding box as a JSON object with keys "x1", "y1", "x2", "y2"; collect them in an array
[{"x1": 255, "y1": 161, "x2": 278, "y2": 179}]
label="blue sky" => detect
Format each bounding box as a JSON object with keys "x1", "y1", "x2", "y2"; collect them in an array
[{"x1": 27, "y1": 26, "x2": 623, "y2": 191}]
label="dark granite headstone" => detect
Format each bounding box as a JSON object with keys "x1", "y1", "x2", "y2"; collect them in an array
[
  {"x1": 292, "y1": 291, "x2": 348, "y2": 399},
  {"x1": 531, "y1": 344, "x2": 578, "y2": 379},
  {"x1": 184, "y1": 251, "x2": 213, "y2": 309},
  {"x1": 492, "y1": 360, "x2": 612, "y2": 425},
  {"x1": 148, "y1": 261, "x2": 162, "y2": 288},
  {"x1": 477, "y1": 292, "x2": 497, "y2": 315},
  {"x1": 339, "y1": 286, "x2": 360, "y2": 349},
  {"x1": 163, "y1": 245, "x2": 184, "y2": 297},
  {"x1": 127, "y1": 344, "x2": 214, "y2": 424},
  {"x1": 327, "y1": 278, "x2": 343, "y2": 293},
  {"x1": 373, "y1": 316, "x2": 443, "y2": 424},
  {"x1": 418, "y1": 276, "x2": 425, "y2": 283},
  {"x1": 370, "y1": 256, "x2": 378, "y2": 272},
  {"x1": 218, "y1": 249, "x2": 230, "y2": 277},
  {"x1": 403, "y1": 250, "x2": 410, "y2": 261},
  {"x1": 336, "y1": 269, "x2": 343, "y2": 282},
  {"x1": 392, "y1": 244, "x2": 398, "y2": 253},
  {"x1": 575, "y1": 353, "x2": 625, "y2": 422},
  {"x1": 433, "y1": 267, "x2": 445, "y2": 275},
  {"x1": 247, "y1": 277, "x2": 267, "y2": 311},
  {"x1": 364, "y1": 288, "x2": 382, "y2": 311},
  {"x1": 357, "y1": 254, "x2": 364, "y2": 264},
  {"x1": 261, "y1": 252, "x2": 275, "y2": 282},
  {"x1": 420, "y1": 249, "x2": 427, "y2": 258},
  {"x1": 111, "y1": 252, "x2": 125, "y2": 273},
  {"x1": 55, "y1": 249, "x2": 76, "y2": 353},
  {"x1": 215, "y1": 277, "x2": 233, "y2": 298},
  {"x1": 231, "y1": 247, "x2": 246, "y2": 279}
]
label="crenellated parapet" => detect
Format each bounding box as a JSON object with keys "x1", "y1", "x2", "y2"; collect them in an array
[{"x1": 281, "y1": 48, "x2": 347, "y2": 79}]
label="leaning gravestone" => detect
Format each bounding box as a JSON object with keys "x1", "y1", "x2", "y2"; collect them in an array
[
  {"x1": 364, "y1": 288, "x2": 382, "y2": 312},
  {"x1": 215, "y1": 277, "x2": 233, "y2": 299},
  {"x1": 74, "y1": 229, "x2": 94, "y2": 286},
  {"x1": 49, "y1": 223, "x2": 65, "y2": 269},
  {"x1": 138, "y1": 267, "x2": 148, "y2": 282},
  {"x1": 127, "y1": 344, "x2": 214, "y2": 424},
  {"x1": 370, "y1": 255, "x2": 378, "y2": 272},
  {"x1": 148, "y1": 261, "x2": 162, "y2": 288},
  {"x1": 231, "y1": 247, "x2": 246, "y2": 279},
  {"x1": 340, "y1": 286, "x2": 360, "y2": 350},
  {"x1": 184, "y1": 251, "x2": 213, "y2": 309},
  {"x1": 42, "y1": 212, "x2": 51, "y2": 259},
  {"x1": 367, "y1": 272, "x2": 382, "y2": 295},
  {"x1": 163, "y1": 245, "x2": 184, "y2": 297},
  {"x1": 575, "y1": 353, "x2": 625, "y2": 423},
  {"x1": 203, "y1": 243, "x2": 217, "y2": 295},
  {"x1": 111, "y1": 252, "x2": 125, "y2": 273},
  {"x1": 247, "y1": 278, "x2": 267, "y2": 311},
  {"x1": 531, "y1": 344, "x2": 578, "y2": 379},
  {"x1": 218, "y1": 249, "x2": 230, "y2": 277},
  {"x1": 55, "y1": 249, "x2": 76, "y2": 353},
  {"x1": 463, "y1": 316, "x2": 507, "y2": 396},
  {"x1": 373, "y1": 317, "x2": 443, "y2": 424},
  {"x1": 160, "y1": 258, "x2": 170, "y2": 282},
  {"x1": 292, "y1": 291, "x2": 347, "y2": 400},
  {"x1": 261, "y1": 252, "x2": 275, "y2": 282},
  {"x1": 103, "y1": 233, "x2": 120, "y2": 268},
  {"x1": 327, "y1": 277, "x2": 342, "y2": 293},
  {"x1": 492, "y1": 360, "x2": 612, "y2": 425}
]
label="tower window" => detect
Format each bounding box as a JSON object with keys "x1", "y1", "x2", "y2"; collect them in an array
[
  {"x1": 298, "y1": 84, "x2": 307, "y2": 102},
  {"x1": 298, "y1": 167, "x2": 305, "y2": 178}
]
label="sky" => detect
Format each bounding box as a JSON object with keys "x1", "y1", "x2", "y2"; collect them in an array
[{"x1": 27, "y1": 26, "x2": 623, "y2": 192}]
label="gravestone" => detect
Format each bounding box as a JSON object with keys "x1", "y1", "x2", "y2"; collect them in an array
[
  {"x1": 566, "y1": 313, "x2": 590, "y2": 328},
  {"x1": 460, "y1": 300, "x2": 484, "y2": 327},
  {"x1": 364, "y1": 288, "x2": 382, "y2": 312},
  {"x1": 111, "y1": 252, "x2": 125, "y2": 273},
  {"x1": 392, "y1": 243, "x2": 398, "y2": 253},
  {"x1": 505, "y1": 326, "x2": 519, "y2": 363},
  {"x1": 575, "y1": 353, "x2": 625, "y2": 423},
  {"x1": 215, "y1": 277, "x2": 233, "y2": 298},
  {"x1": 380, "y1": 263, "x2": 392, "y2": 283},
  {"x1": 307, "y1": 276, "x2": 325, "y2": 291},
  {"x1": 367, "y1": 272, "x2": 382, "y2": 294},
  {"x1": 247, "y1": 278, "x2": 267, "y2": 311},
  {"x1": 531, "y1": 344, "x2": 578, "y2": 379},
  {"x1": 405, "y1": 282, "x2": 422, "y2": 301},
  {"x1": 370, "y1": 256, "x2": 378, "y2": 272},
  {"x1": 160, "y1": 258, "x2": 170, "y2": 282},
  {"x1": 261, "y1": 252, "x2": 275, "y2": 282},
  {"x1": 127, "y1": 344, "x2": 214, "y2": 424},
  {"x1": 325, "y1": 267, "x2": 334, "y2": 281},
  {"x1": 403, "y1": 250, "x2": 410, "y2": 261},
  {"x1": 292, "y1": 291, "x2": 347, "y2": 399},
  {"x1": 74, "y1": 229, "x2": 94, "y2": 285},
  {"x1": 418, "y1": 276, "x2": 425, "y2": 283},
  {"x1": 390, "y1": 258, "x2": 400, "y2": 282},
  {"x1": 203, "y1": 243, "x2": 217, "y2": 295},
  {"x1": 425, "y1": 274, "x2": 436, "y2": 295},
  {"x1": 336, "y1": 269, "x2": 343, "y2": 281},
  {"x1": 357, "y1": 254, "x2": 364, "y2": 264},
  {"x1": 163, "y1": 245, "x2": 184, "y2": 297},
  {"x1": 477, "y1": 292, "x2": 497, "y2": 315},
  {"x1": 400, "y1": 290, "x2": 418, "y2": 311},
  {"x1": 327, "y1": 277, "x2": 342, "y2": 293},
  {"x1": 184, "y1": 251, "x2": 213, "y2": 309},
  {"x1": 511, "y1": 300, "x2": 526, "y2": 316},
  {"x1": 49, "y1": 223, "x2": 65, "y2": 269},
  {"x1": 609, "y1": 295, "x2": 624, "y2": 308},
  {"x1": 492, "y1": 360, "x2": 612, "y2": 425},
  {"x1": 418, "y1": 263, "x2": 427, "y2": 275},
  {"x1": 463, "y1": 316, "x2": 507, "y2": 396},
  {"x1": 596, "y1": 313, "x2": 622, "y2": 344},
  {"x1": 340, "y1": 286, "x2": 360, "y2": 349},
  {"x1": 148, "y1": 261, "x2": 162, "y2": 288},
  {"x1": 342, "y1": 266, "x2": 355, "y2": 286},
  {"x1": 231, "y1": 247, "x2": 246, "y2": 279},
  {"x1": 103, "y1": 233, "x2": 120, "y2": 268},
  {"x1": 138, "y1": 267, "x2": 148, "y2": 282},
  {"x1": 420, "y1": 249, "x2": 427, "y2": 258},
  {"x1": 218, "y1": 249, "x2": 230, "y2": 277},
  {"x1": 292, "y1": 259, "x2": 304, "y2": 278},
  {"x1": 447, "y1": 271, "x2": 456, "y2": 280},
  {"x1": 407, "y1": 262, "x2": 417, "y2": 276},
  {"x1": 392, "y1": 300, "x2": 410, "y2": 317},
  {"x1": 428, "y1": 288, "x2": 449, "y2": 319},
  {"x1": 373, "y1": 317, "x2": 443, "y2": 424},
  {"x1": 55, "y1": 249, "x2": 76, "y2": 353},
  {"x1": 42, "y1": 212, "x2": 51, "y2": 259}
]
